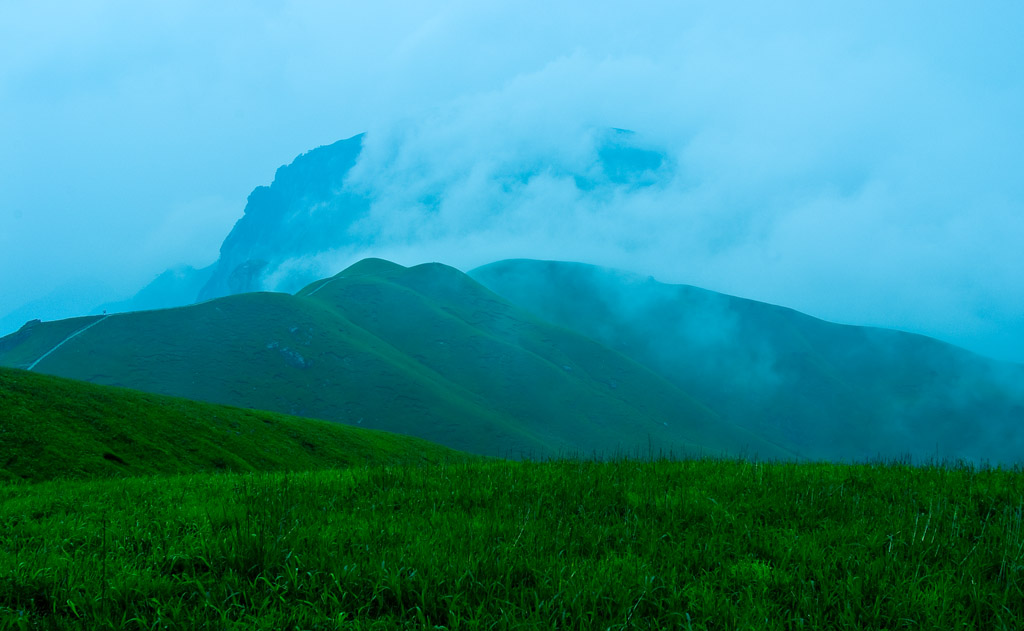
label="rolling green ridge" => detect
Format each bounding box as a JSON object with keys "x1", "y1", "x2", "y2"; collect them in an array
[
  {"x1": 0, "y1": 367, "x2": 465, "y2": 483},
  {"x1": 0, "y1": 316, "x2": 104, "y2": 370},
  {"x1": 470, "y1": 259, "x2": 1024, "y2": 464},
  {"x1": 2, "y1": 458, "x2": 1023, "y2": 629},
  {"x1": 0, "y1": 260, "x2": 791, "y2": 460}
]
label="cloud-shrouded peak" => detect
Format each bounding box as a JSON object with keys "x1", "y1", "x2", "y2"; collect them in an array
[
  {"x1": 1, "y1": 1, "x2": 1021, "y2": 363},
  {"x1": 200, "y1": 121, "x2": 679, "y2": 301}
]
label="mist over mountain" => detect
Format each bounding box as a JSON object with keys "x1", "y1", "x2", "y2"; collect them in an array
[
  {"x1": 4, "y1": 100, "x2": 1019, "y2": 464},
  {"x1": 96, "y1": 116, "x2": 1020, "y2": 364},
  {"x1": 470, "y1": 259, "x2": 1024, "y2": 463},
  {"x1": 121, "y1": 127, "x2": 671, "y2": 312},
  {"x1": 4, "y1": 2, "x2": 1023, "y2": 365}
]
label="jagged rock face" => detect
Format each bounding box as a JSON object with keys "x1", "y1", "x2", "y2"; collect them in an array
[
  {"x1": 198, "y1": 134, "x2": 368, "y2": 301},
  {"x1": 195, "y1": 128, "x2": 670, "y2": 302}
]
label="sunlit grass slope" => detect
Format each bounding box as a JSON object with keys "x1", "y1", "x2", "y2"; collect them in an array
[
  {"x1": 0, "y1": 260, "x2": 792, "y2": 460},
  {"x1": 0, "y1": 367, "x2": 465, "y2": 483},
  {"x1": 470, "y1": 259, "x2": 1024, "y2": 464},
  {"x1": 2, "y1": 458, "x2": 1023, "y2": 629}
]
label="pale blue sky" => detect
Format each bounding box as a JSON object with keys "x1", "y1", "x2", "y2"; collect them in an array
[{"x1": 1, "y1": 0, "x2": 1022, "y2": 362}]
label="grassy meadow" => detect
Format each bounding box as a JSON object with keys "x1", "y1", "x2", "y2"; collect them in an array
[{"x1": 2, "y1": 456, "x2": 1023, "y2": 630}]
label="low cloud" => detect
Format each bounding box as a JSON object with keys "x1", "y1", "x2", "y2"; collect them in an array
[
  {"x1": 2, "y1": 1, "x2": 1021, "y2": 362},
  {"x1": 283, "y1": 32, "x2": 1024, "y2": 362}
]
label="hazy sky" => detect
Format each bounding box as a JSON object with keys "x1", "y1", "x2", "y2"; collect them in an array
[{"x1": 2, "y1": 0, "x2": 1023, "y2": 362}]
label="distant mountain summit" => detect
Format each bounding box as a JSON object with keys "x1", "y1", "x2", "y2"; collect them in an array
[{"x1": 198, "y1": 134, "x2": 368, "y2": 301}]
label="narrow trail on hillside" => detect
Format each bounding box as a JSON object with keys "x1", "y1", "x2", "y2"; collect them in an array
[
  {"x1": 28, "y1": 315, "x2": 110, "y2": 371},
  {"x1": 304, "y1": 277, "x2": 342, "y2": 297}
]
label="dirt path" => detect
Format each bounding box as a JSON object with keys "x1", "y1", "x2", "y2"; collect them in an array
[{"x1": 28, "y1": 315, "x2": 110, "y2": 371}]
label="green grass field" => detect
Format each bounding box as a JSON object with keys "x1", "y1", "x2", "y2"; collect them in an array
[{"x1": 3, "y1": 457, "x2": 1023, "y2": 630}]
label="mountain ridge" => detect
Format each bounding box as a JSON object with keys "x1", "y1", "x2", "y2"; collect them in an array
[
  {"x1": 0, "y1": 259, "x2": 788, "y2": 460},
  {"x1": 6, "y1": 257, "x2": 1021, "y2": 464},
  {"x1": 469, "y1": 258, "x2": 1024, "y2": 463}
]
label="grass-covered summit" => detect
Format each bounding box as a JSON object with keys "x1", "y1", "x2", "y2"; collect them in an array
[
  {"x1": 0, "y1": 366, "x2": 464, "y2": 483},
  {"x1": 0, "y1": 259, "x2": 788, "y2": 460}
]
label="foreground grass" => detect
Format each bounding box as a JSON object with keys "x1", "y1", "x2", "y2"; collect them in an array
[{"x1": 1, "y1": 458, "x2": 1023, "y2": 629}]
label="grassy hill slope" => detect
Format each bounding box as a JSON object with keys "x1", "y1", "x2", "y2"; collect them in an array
[
  {"x1": 470, "y1": 259, "x2": 1024, "y2": 464},
  {"x1": 0, "y1": 260, "x2": 793, "y2": 460},
  {"x1": 0, "y1": 366, "x2": 465, "y2": 482}
]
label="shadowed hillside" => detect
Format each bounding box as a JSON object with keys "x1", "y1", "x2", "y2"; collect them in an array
[
  {"x1": 0, "y1": 260, "x2": 789, "y2": 460},
  {"x1": 470, "y1": 259, "x2": 1024, "y2": 464}
]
